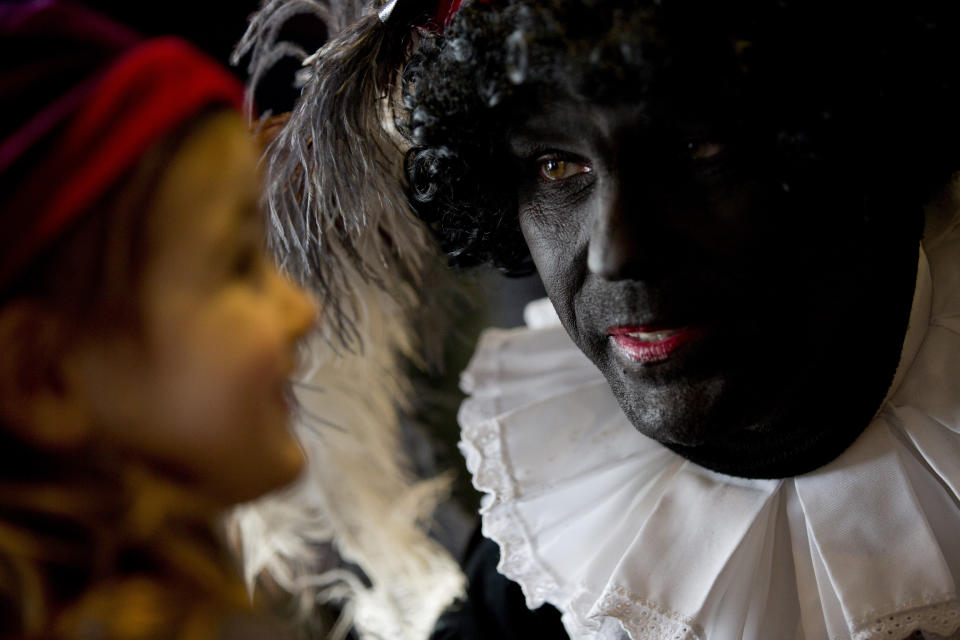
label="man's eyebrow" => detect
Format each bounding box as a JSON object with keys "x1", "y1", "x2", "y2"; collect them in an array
[
  {"x1": 506, "y1": 123, "x2": 583, "y2": 156},
  {"x1": 507, "y1": 101, "x2": 653, "y2": 157},
  {"x1": 507, "y1": 134, "x2": 550, "y2": 157}
]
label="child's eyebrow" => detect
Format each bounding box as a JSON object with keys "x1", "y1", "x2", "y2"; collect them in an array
[
  {"x1": 235, "y1": 201, "x2": 268, "y2": 246},
  {"x1": 236, "y1": 200, "x2": 261, "y2": 224},
  {"x1": 202, "y1": 201, "x2": 262, "y2": 267}
]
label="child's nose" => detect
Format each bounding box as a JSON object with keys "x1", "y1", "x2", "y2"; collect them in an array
[{"x1": 271, "y1": 268, "x2": 319, "y2": 338}]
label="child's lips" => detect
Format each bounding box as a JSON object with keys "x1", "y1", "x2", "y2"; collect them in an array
[{"x1": 607, "y1": 325, "x2": 706, "y2": 364}]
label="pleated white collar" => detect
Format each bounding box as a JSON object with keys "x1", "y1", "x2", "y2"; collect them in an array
[{"x1": 459, "y1": 223, "x2": 960, "y2": 640}]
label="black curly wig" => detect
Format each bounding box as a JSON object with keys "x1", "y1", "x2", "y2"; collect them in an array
[{"x1": 400, "y1": 0, "x2": 960, "y2": 274}]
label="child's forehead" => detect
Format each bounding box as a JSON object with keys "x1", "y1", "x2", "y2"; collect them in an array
[
  {"x1": 147, "y1": 113, "x2": 260, "y2": 234},
  {"x1": 133, "y1": 113, "x2": 263, "y2": 295}
]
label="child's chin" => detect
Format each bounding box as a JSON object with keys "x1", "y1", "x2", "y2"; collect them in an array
[
  {"x1": 273, "y1": 441, "x2": 308, "y2": 487},
  {"x1": 249, "y1": 439, "x2": 307, "y2": 497},
  {"x1": 201, "y1": 441, "x2": 306, "y2": 504}
]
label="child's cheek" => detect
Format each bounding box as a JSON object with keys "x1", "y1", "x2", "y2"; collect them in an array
[
  {"x1": 189, "y1": 297, "x2": 287, "y2": 417},
  {"x1": 146, "y1": 289, "x2": 301, "y2": 496}
]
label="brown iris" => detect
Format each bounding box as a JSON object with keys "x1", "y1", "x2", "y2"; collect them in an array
[{"x1": 538, "y1": 157, "x2": 591, "y2": 181}]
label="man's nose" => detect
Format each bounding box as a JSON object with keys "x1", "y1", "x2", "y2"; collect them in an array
[{"x1": 586, "y1": 181, "x2": 666, "y2": 281}]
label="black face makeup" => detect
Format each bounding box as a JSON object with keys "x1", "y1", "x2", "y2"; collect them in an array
[
  {"x1": 509, "y1": 92, "x2": 920, "y2": 477},
  {"x1": 402, "y1": 0, "x2": 934, "y2": 476}
]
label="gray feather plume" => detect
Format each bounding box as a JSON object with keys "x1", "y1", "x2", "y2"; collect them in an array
[
  {"x1": 233, "y1": 0, "x2": 437, "y2": 352},
  {"x1": 229, "y1": 4, "x2": 466, "y2": 639}
]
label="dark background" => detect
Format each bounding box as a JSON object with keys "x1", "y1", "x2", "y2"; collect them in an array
[
  {"x1": 87, "y1": 1, "x2": 261, "y2": 66},
  {"x1": 86, "y1": 0, "x2": 326, "y2": 114}
]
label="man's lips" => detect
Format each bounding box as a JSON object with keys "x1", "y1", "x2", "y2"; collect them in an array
[{"x1": 607, "y1": 325, "x2": 706, "y2": 364}]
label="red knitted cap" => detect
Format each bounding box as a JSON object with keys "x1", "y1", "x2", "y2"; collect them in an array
[{"x1": 0, "y1": 2, "x2": 244, "y2": 293}]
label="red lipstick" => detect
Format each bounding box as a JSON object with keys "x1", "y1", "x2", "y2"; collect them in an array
[{"x1": 607, "y1": 325, "x2": 704, "y2": 364}]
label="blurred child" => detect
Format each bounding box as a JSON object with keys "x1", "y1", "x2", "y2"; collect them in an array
[{"x1": 0, "y1": 2, "x2": 317, "y2": 637}]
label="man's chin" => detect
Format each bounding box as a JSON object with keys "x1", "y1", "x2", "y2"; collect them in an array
[
  {"x1": 634, "y1": 423, "x2": 711, "y2": 448},
  {"x1": 618, "y1": 400, "x2": 716, "y2": 448},
  {"x1": 607, "y1": 372, "x2": 734, "y2": 447}
]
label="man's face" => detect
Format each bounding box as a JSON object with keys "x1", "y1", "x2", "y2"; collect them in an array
[{"x1": 509, "y1": 93, "x2": 914, "y2": 466}]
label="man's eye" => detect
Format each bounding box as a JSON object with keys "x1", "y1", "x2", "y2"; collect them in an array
[
  {"x1": 686, "y1": 140, "x2": 725, "y2": 160},
  {"x1": 538, "y1": 156, "x2": 592, "y2": 182}
]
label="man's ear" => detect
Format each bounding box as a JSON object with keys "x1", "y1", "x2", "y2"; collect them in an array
[{"x1": 0, "y1": 301, "x2": 92, "y2": 450}]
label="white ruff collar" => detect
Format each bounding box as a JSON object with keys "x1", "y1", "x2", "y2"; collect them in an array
[{"x1": 458, "y1": 224, "x2": 960, "y2": 640}]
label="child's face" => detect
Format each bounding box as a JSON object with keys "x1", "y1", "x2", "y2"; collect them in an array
[{"x1": 70, "y1": 112, "x2": 317, "y2": 503}]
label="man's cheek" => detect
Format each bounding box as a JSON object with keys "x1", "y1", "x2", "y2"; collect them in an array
[{"x1": 527, "y1": 240, "x2": 571, "y2": 311}]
